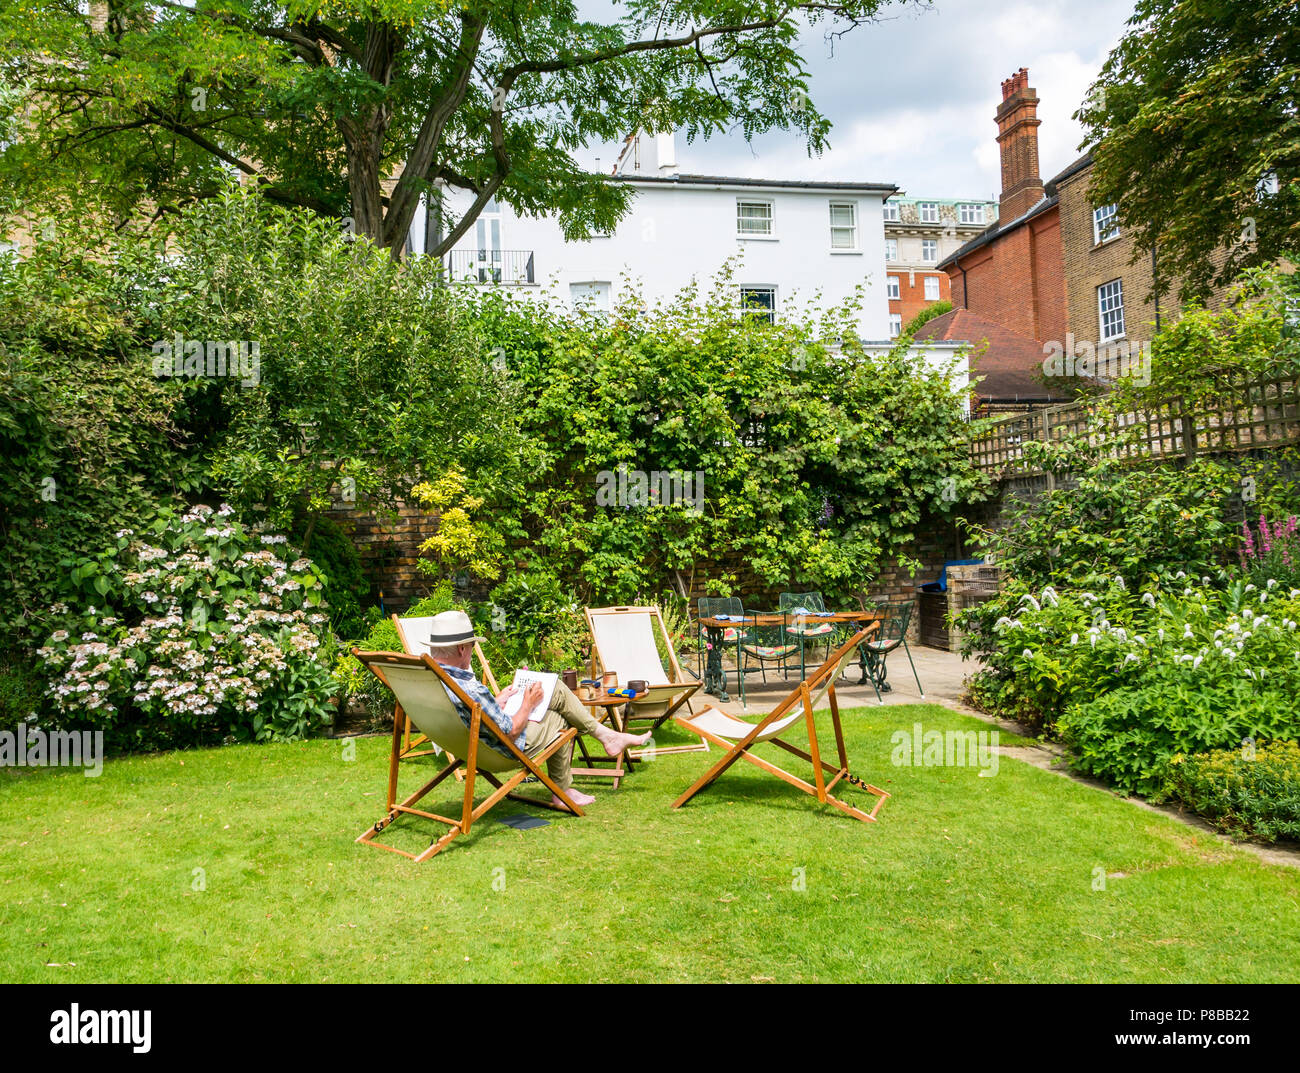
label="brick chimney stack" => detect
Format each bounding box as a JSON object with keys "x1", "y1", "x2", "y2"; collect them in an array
[{"x1": 995, "y1": 67, "x2": 1045, "y2": 222}]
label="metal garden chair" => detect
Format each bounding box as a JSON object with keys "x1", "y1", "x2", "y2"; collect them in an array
[
  {"x1": 778, "y1": 590, "x2": 838, "y2": 678},
  {"x1": 738, "y1": 615, "x2": 797, "y2": 687},
  {"x1": 862, "y1": 599, "x2": 925, "y2": 703}
]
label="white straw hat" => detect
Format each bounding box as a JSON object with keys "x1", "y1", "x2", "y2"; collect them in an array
[{"x1": 423, "y1": 609, "x2": 487, "y2": 648}]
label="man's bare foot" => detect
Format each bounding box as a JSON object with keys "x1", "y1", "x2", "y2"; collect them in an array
[
  {"x1": 553, "y1": 788, "x2": 595, "y2": 808},
  {"x1": 596, "y1": 727, "x2": 652, "y2": 757}
]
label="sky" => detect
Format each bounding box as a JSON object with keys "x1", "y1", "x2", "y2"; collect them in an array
[{"x1": 576, "y1": 0, "x2": 1139, "y2": 200}]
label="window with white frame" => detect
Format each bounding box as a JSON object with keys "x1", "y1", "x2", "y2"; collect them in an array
[
  {"x1": 829, "y1": 201, "x2": 857, "y2": 249},
  {"x1": 570, "y1": 281, "x2": 611, "y2": 313},
  {"x1": 889, "y1": 313, "x2": 903, "y2": 338},
  {"x1": 885, "y1": 238, "x2": 898, "y2": 262},
  {"x1": 737, "y1": 199, "x2": 773, "y2": 237},
  {"x1": 1257, "y1": 172, "x2": 1280, "y2": 199},
  {"x1": 739, "y1": 285, "x2": 777, "y2": 324},
  {"x1": 918, "y1": 202, "x2": 940, "y2": 223},
  {"x1": 924, "y1": 276, "x2": 941, "y2": 301},
  {"x1": 921, "y1": 238, "x2": 938, "y2": 262},
  {"x1": 1093, "y1": 203, "x2": 1120, "y2": 244},
  {"x1": 882, "y1": 202, "x2": 900, "y2": 222},
  {"x1": 887, "y1": 276, "x2": 900, "y2": 300},
  {"x1": 1098, "y1": 278, "x2": 1125, "y2": 340},
  {"x1": 958, "y1": 203, "x2": 985, "y2": 225}
]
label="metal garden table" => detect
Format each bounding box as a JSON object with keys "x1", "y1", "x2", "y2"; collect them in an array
[{"x1": 697, "y1": 610, "x2": 884, "y2": 705}]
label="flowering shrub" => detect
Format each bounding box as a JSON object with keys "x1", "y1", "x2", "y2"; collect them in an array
[
  {"x1": 970, "y1": 575, "x2": 1300, "y2": 797},
  {"x1": 37, "y1": 505, "x2": 335, "y2": 749},
  {"x1": 1168, "y1": 741, "x2": 1300, "y2": 843},
  {"x1": 1240, "y1": 514, "x2": 1300, "y2": 588}
]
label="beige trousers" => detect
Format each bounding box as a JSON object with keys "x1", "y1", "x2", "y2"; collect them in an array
[{"x1": 522, "y1": 684, "x2": 607, "y2": 790}]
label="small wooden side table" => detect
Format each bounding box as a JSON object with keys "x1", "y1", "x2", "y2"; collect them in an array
[{"x1": 572, "y1": 691, "x2": 646, "y2": 789}]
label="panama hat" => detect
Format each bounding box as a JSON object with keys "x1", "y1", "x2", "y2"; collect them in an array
[{"x1": 424, "y1": 609, "x2": 487, "y2": 648}]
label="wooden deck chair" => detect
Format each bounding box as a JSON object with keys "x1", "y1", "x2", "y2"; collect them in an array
[
  {"x1": 585, "y1": 605, "x2": 706, "y2": 756},
  {"x1": 392, "y1": 614, "x2": 499, "y2": 761},
  {"x1": 353, "y1": 650, "x2": 584, "y2": 864},
  {"x1": 671, "y1": 627, "x2": 890, "y2": 823}
]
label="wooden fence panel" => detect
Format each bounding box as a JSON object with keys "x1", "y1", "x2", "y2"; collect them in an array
[{"x1": 969, "y1": 370, "x2": 1300, "y2": 477}]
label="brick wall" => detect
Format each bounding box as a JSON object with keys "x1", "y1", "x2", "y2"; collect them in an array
[
  {"x1": 328, "y1": 498, "x2": 966, "y2": 645},
  {"x1": 324, "y1": 502, "x2": 443, "y2": 609},
  {"x1": 952, "y1": 206, "x2": 1066, "y2": 344},
  {"x1": 889, "y1": 269, "x2": 952, "y2": 329},
  {"x1": 1057, "y1": 160, "x2": 1236, "y2": 362}
]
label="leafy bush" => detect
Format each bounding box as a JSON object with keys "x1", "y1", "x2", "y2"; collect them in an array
[
  {"x1": 980, "y1": 576, "x2": 1300, "y2": 795},
  {"x1": 290, "y1": 513, "x2": 370, "y2": 640},
  {"x1": 905, "y1": 300, "x2": 952, "y2": 335},
  {"x1": 456, "y1": 263, "x2": 986, "y2": 605},
  {"x1": 477, "y1": 568, "x2": 588, "y2": 674},
  {"x1": 36, "y1": 505, "x2": 335, "y2": 750},
  {"x1": 165, "y1": 191, "x2": 533, "y2": 542},
  {"x1": 0, "y1": 223, "x2": 198, "y2": 685},
  {"x1": 1168, "y1": 741, "x2": 1300, "y2": 843}
]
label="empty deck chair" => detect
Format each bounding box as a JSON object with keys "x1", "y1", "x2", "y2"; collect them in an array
[
  {"x1": 671, "y1": 627, "x2": 890, "y2": 823},
  {"x1": 586, "y1": 605, "x2": 704, "y2": 755}
]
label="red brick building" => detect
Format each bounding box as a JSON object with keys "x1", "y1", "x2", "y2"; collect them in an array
[{"x1": 937, "y1": 67, "x2": 1072, "y2": 411}]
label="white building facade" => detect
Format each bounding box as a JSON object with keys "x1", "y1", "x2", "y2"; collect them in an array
[{"x1": 408, "y1": 134, "x2": 897, "y2": 343}]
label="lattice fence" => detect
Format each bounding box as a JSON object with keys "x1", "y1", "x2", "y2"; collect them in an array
[{"x1": 969, "y1": 369, "x2": 1300, "y2": 477}]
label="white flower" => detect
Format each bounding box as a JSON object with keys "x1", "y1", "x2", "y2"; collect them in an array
[
  {"x1": 1022, "y1": 649, "x2": 1034, "y2": 659},
  {"x1": 1114, "y1": 576, "x2": 1126, "y2": 590},
  {"x1": 1069, "y1": 633, "x2": 1079, "y2": 645},
  {"x1": 1193, "y1": 655, "x2": 1203, "y2": 669},
  {"x1": 1157, "y1": 628, "x2": 1165, "y2": 642},
  {"x1": 1019, "y1": 595, "x2": 1041, "y2": 612},
  {"x1": 1267, "y1": 579, "x2": 1278, "y2": 590},
  {"x1": 1141, "y1": 592, "x2": 1156, "y2": 607},
  {"x1": 1245, "y1": 583, "x2": 1257, "y2": 593},
  {"x1": 1041, "y1": 586, "x2": 1059, "y2": 607},
  {"x1": 1124, "y1": 653, "x2": 1139, "y2": 663}
]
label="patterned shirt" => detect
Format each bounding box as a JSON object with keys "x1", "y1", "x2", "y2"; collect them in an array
[{"x1": 435, "y1": 661, "x2": 524, "y2": 758}]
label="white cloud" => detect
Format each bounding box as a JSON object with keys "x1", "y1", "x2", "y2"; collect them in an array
[{"x1": 577, "y1": 0, "x2": 1138, "y2": 198}]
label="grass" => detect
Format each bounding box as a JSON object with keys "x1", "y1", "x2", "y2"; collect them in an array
[{"x1": 2, "y1": 702, "x2": 1298, "y2": 983}]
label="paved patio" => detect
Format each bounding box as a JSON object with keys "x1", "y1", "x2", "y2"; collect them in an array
[{"x1": 691, "y1": 642, "x2": 980, "y2": 716}]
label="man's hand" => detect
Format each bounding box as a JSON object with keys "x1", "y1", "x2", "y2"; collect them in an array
[
  {"x1": 495, "y1": 684, "x2": 518, "y2": 707},
  {"x1": 520, "y1": 681, "x2": 544, "y2": 717},
  {"x1": 509, "y1": 681, "x2": 546, "y2": 737}
]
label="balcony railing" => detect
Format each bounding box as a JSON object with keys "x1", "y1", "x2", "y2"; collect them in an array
[{"x1": 445, "y1": 249, "x2": 535, "y2": 285}]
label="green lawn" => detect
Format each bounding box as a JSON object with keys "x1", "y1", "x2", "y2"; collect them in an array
[{"x1": 2, "y1": 702, "x2": 1297, "y2": 983}]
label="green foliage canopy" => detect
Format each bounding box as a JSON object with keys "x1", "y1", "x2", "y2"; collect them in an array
[
  {"x1": 1078, "y1": 0, "x2": 1300, "y2": 301},
  {"x1": 0, "y1": 0, "x2": 905, "y2": 255}
]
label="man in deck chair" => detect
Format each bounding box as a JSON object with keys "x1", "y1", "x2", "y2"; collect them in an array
[{"x1": 425, "y1": 611, "x2": 650, "y2": 807}]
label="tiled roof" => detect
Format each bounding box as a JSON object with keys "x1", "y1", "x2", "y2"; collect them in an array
[
  {"x1": 609, "y1": 173, "x2": 897, "y2": 194},
  {"x1": 915, "y1": 308, "x2": 1072, "y2": 402}
]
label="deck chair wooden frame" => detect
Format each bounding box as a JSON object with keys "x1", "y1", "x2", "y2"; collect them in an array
[
  {"x1": 352, "y1": 650, "x2": 584, "y2": 864},
  {"x1": 671, "y1": 627, "x2": 890, "y2": 823},
  {"x1": 585, "y1": 604, "x2": 706, "y2": 756},
  {"x1": 392, "y1": 614, "x2": 499, "y2": 761}
]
